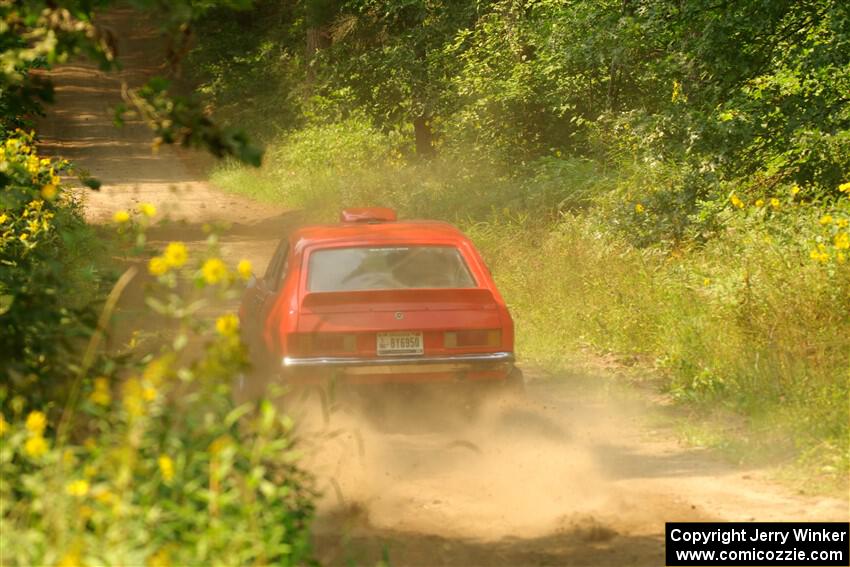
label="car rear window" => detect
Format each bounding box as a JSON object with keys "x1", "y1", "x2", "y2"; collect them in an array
[{"x1": 307, "y1": 246, "x2": 477, "y2": 292}]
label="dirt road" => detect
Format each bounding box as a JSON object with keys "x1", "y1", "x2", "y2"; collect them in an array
[{"x1": 38, "y1": 9, "x2": 849, "y2": 567}]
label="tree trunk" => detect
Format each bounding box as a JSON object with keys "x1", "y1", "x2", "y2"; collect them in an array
[
  {"x1": 305, "y1": 27, "x2": 330, "y2": 84},
  {"x1": 304, "y1": 0, "x2": 335, "y2": 85},
  {"x1": 413, "y1": 116, "x2": 435, "y2": 158}
]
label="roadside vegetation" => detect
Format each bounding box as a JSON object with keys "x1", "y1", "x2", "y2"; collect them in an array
[
  {"x1": 1, "y1": 3, "x2": 316, "y2": 565},
  {"x1": 190, "y1": 0, "x2": 850, "y2": 480}
]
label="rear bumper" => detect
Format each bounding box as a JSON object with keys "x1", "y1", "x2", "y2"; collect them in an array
[
  {"x1": 280, "y1": 352, "x2": 515, "y2": 384},
  {"x1": 282, "y1": 351, "x2": 514, "y2": 368}
]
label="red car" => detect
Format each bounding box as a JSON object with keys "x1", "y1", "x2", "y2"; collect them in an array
[{"x1": 239, "y1": 208, "x2": 522, "y2": 392}]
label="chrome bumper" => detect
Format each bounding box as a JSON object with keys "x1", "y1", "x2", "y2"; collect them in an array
[{"x1": 282, "y1": 351, "x2": 514, "y2": 370}]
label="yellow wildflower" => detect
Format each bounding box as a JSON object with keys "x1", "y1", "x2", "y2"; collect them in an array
[
  {"x1": 837, "y1": 252, "x2": 846, "y2": 264},
  {"x1": 143, "y1": 357, "x2": 170, "y2": 385},
  {"x1": 90, "y1": 377, "x2": 111, "y2": 406},
  {"x1": 634, "y1": 203, "x2": 645, "y2": 214},
  {"x1": 835, "y1": 232, "x2": 849, "y2": 250},
  {"x1": 838, "y1": 182, "x2": 850, "y2": 193},
  {"x1": 163, "y1": 242, "x2": 188, "y2": 268},
  {"x1": 730, "y1": 194, "x2": 744, "y2": 209},
  {"x1": 148, "y1": 256, "x2": 168, "y2": 276},
  {"x1": 147, "y1": 547, "x2": 172, "y2": 567},
  {"x1": 703, "y1": 278, "x2": 710, "y2": 286},
  {"x1": 66, "y1": 479, "x2": 90, "y2": 497},
  {"x1": 837, "y1": 218, "x2": 848, "y2": 228},
  {"x1": 770, "y1": 198, "x2": 780, "y2": 209},
  {"x1": 237, "y1": 259, "x2": 253, "y2": 280},
  {"x1": 0, "y1": 213, "x2": 7, "y2": 224},
  {"x1": 112, "y1": 210, "x2": 130, "y2": 224},
  {"x1": 790, "y1": 184, "x2": 801, "y2": 196},
  {"x1": 139, "y1": 203, "x2": 157, "y2": 218},
  {"x1": 25, "y1": 410, "x2": 47, "y2": 435},
  {"x1": 755, "y1": 199, "x2": 764, "y2": 207},
  {"x1": 41, "y1": 184, "x2": 57, "y2": 200},
  {"x1": 201, "y1": 258, "x2": 228, "y2": 284},
  {"x1": 810, "y1": 249, "x2": 829, "y2": 263},
  {"x1": 24, "y1": 435, "x2": 48, "y2": 458},
  {"x1": 94, "y1": 489, "x2": 115, "y2": 505},
  {"x1": 215, "y1": 314, "x2": 239, "y2": 337},
  {"x1": 123, "y1": 379, "x2": 145, "y2": 417},
  {"x1": 209, "y1": 435, "x2": 233, "y2": 457},
  {"x1": 142, "y1": 386, "x2": 157, "y2": 402},
  {"x1": 57, "y1": 549, "x2": 85, "y2": 567},
  {"x1": 0, "y1": 414, "x2": 8, "y2": 436},
  {"x1": 820, "y1": 215, "x2": 833, "y2": 225},
  {"x1": 158, "y1": 455, "x2": 174, "y2": 482}
]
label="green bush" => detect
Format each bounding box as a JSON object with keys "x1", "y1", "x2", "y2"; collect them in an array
[
  {"x1": 1, "y1": 220, "x2": 317, "y2": 566},
  {"x1": 0, "y1": 131, "x2": 108, "y2": 405},
  {"x1": 469, "y1": 190, "x2": 849, "y2": 473}
]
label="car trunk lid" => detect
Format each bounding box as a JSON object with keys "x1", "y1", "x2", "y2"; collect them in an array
[{"x1": 294, "y1": 289, "x2": 501, "y2": 355}]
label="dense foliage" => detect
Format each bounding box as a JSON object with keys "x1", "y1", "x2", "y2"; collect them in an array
[
  {"x1": 1, "y1": 216, "x2": 316, "y2": 565},
  {"x1": 0, "y1": 131, "x2": 107, "y2": 405},
  {"x1": 0, "y1": 135, "x2": 318, "y2": 562},
  {"x1": 0, "y1": 0, "x2": 262, "y2": 165},
  {"x1": 1, "y1": 2, "x2": 318, "y2": 564},
  {"x1": 0, "y1": 131, "x2": 317, "y2": 564},
  {"x1": 194, "y1": 0, "x2": 850, "y2": 206}
]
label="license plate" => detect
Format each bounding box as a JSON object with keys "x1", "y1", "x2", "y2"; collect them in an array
[{"x1": 377, "y1": 332, "x2": 424, "y2": 356}]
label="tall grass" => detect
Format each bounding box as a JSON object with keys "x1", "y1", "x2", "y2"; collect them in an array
[{"x1": 210, "y1": 118, "x2": 850, "y2": 479}]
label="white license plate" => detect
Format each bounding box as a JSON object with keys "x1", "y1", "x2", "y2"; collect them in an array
[{"x1": 377, "y1": 332, "x2": 424, "y2": 356}]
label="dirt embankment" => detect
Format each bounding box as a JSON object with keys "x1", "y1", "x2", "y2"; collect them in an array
[{"x1": 37, "y1": 8, "x2": 849, "y2": 567}]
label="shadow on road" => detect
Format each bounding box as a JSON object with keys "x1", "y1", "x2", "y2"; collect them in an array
[{"x1": 314, "y1": 513, "x2": 664, "y2": 567}]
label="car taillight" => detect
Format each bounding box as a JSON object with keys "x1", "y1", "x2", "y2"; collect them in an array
[
  {"x1": 444, "y1": 330, "x2": 501, "y2": 348},
  {"x1": 293, "y1": 333, "x2": 357, "y2": 355}
]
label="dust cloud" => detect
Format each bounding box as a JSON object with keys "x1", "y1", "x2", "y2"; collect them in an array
[
  {"x1": 301, "y1": 391, "x2": 608, "y2": 540},
  {"x1": 265, "y1": 377, "x2": 847, "y2": 566}
]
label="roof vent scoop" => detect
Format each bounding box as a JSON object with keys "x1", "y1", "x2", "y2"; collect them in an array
[{"x1": 340, "y1": 207, "x2": 397, "y2": 223}]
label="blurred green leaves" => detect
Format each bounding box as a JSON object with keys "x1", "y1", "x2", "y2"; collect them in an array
[
  {"x1": 121, "y1": 77, "x2": 263, "y2": 167},
  {"x1": 193, "y1": 0, "x2": 849, "y2": 219},
  {"x1": 0, "y1": 0, "x2": 263, "y2": 166}
]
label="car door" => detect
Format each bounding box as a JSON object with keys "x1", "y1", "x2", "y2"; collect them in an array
[{"x1": 242, "y1": 239, "x2": 289, "y2": 350}]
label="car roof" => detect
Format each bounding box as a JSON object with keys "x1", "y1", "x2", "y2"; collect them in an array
[{"x1": 290, "y1": 220, "x2": 472, "y2": 252}]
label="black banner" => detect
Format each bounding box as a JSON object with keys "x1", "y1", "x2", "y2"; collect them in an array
[{"x1": 666, "y1": 522, "x2": 849, "y2": 566}]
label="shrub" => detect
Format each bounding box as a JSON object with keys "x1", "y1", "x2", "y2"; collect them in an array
[
  {"x1": 1, "y1": 208, "x2": 317, "y2": 566},
  {"x1": 0, "y1": 131, "x2": 107, "y2": 406}
]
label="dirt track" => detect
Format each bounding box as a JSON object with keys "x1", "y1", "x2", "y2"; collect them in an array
[{"x1": 38, "y1": 9, "x2": 849, "y2": 567}]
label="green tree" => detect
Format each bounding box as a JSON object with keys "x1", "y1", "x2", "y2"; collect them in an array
[{"x1": 316, "y1": 0, "x2": 487, "y2": 157}]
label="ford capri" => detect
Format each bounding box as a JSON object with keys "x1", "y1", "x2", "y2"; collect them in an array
[{"x1": 239, "y1": 208, "x2": 522, "y2": 393}]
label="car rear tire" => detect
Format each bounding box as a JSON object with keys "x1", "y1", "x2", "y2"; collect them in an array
[
  {"x1": 504, "y1": 366, "x2": 526, "y2": 397},
  {"x1": 233, "y1": 333, "x2": 277, "y2": 403}
]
